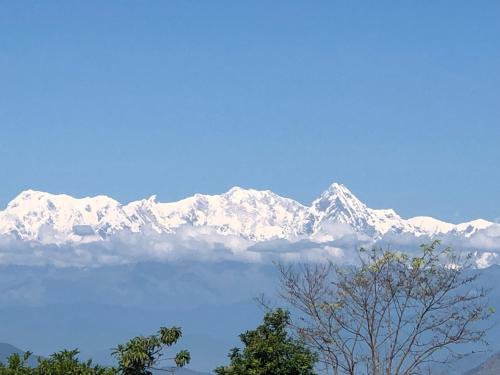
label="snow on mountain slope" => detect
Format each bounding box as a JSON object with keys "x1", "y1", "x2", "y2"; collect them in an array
[
  {"x1": 309, "y1": 183, "x2": 411, "y2": 237},
  {"x1": 454, "y1": 219, "x2": 493, "y2": 237},
  {"x1": 406, "y1": 217, "x2": 494, "y2": 237},
  {"x1": 0, "y1": 183, "x2": 494, "y2": 245},
  {"x1": 124, "y1": 187, "x2": 309, "y2": 241},
  {"x1": 0, "y1": 190, "x2": 138, "y2": 243},
  {"x1": 407, "y1": 216, "x2": 456, "y2": 236}
]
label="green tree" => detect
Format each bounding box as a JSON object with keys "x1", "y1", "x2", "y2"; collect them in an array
[
  {"x1": 0, "y1": 349, "x2": 116, "y2": 375},
  {"x1": 0, "y1": 352, "x2": 33, "y2": 375},
  {"x1": 0, "y1": 326, "x2": 189, "y2": 375},
  {"x1": 112, "y1": 326, "x2": 190, "y2": 375},
  {"x1": 36, "y1": 350, "x2": 116, "y2": 375},
  {"x1": 215, "y1": 308, "x2": 317, "y2": 375}
]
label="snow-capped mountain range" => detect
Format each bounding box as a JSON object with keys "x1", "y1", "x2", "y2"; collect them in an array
[{"x1": 0, "y1": 183, "x2": 494, "y2": 245}]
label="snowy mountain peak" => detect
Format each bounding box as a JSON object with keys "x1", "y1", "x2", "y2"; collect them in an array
[
  {"x1": 0, "y1": 183, "x2": 494, "y2": 245},
  {"x1": 146, "y1": 195, "x2": 158, "y2": 203},
  {"x1": 225, "y1": 186, "x2": 245, "y2": 194},
  {"x1": 454, "y1": 219, "x2": 494, "y2": 237},
  {"x1": 7, "y1": 189, "x2": 53, "y2": 208},
  {"x1": 309, "y1": 183, "x2": 383, "y2": 235},
  {"x1": 222, "y1": 186, "x2": 276, "y2": 201},
  {"x1": 456, "y1": 219, "x2": 492, "y2": 230},
  {"x1": 325, "y1": 182, "x2": 351, "y2": 194},
  {"x1": 317, "y1": 182, "x2": 366, "y2": 209},
  {"x1": 1, "y1": 191, "x2": 131, "y2": 242},
  {"x1": 406, "y1": 217, "x2": 494, "y2": 237},
  {"x1": 406, "y1": 216, "x2": 455, "y2": 236},
  {"x1": 6, "y1": 190, "x2": 121, "y2": 211}
]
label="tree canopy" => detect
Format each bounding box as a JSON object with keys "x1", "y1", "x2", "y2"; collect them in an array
[
  {"x1": 112, "y1": 326, "x2": 190, "y2": 375},
  {"x1": 215, "y1": 308, "x2": 317, "y2": 375},
  {"x1": 0, "y1": 326, "x2": 189, "y2": 375},
  {"x1": 0, "y1": 350, "x2": 116, "y2": 375}
]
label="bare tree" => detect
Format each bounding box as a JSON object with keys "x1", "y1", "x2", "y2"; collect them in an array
[{"x1": 278, "y1": 241, "x2": 492, "y2": 375}]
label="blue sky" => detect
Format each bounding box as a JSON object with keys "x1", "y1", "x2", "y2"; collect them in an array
[{"x1": 0, "y1": 1, "x2": 499, "y2": 223}]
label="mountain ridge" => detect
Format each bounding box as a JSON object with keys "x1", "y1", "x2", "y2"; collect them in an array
[{"x1": 0, "y1": 183, "x2": 493, "y2": 245}]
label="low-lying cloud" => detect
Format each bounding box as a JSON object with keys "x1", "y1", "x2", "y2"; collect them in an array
[{"x1": 0, "y1": 223, "x2": 499, "y2": 268}]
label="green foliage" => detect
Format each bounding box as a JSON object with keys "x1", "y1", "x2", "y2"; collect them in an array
[
  {"x1": 36, "y1": 350, "x2": 117, "y2": 375},
  {"x1": 112, "y1": 326, "x2": 190, "y2": 375},
  {"x1": 215, "y1": 309, "x2": 317, "y2": 375},
  {"x1": 0, "y1": 326, "x2": 189, "y2": 375},
  {"x1": 0, "y1": 349, "x2": 117, "y2": 375},
  {"x1": 0, "y1": 352, "x2": 32, "y2": 375}
]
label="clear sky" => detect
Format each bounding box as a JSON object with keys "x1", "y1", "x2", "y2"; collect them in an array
[{"x1": 0, "y1": 1, "x2": 499, "y2": 223}]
